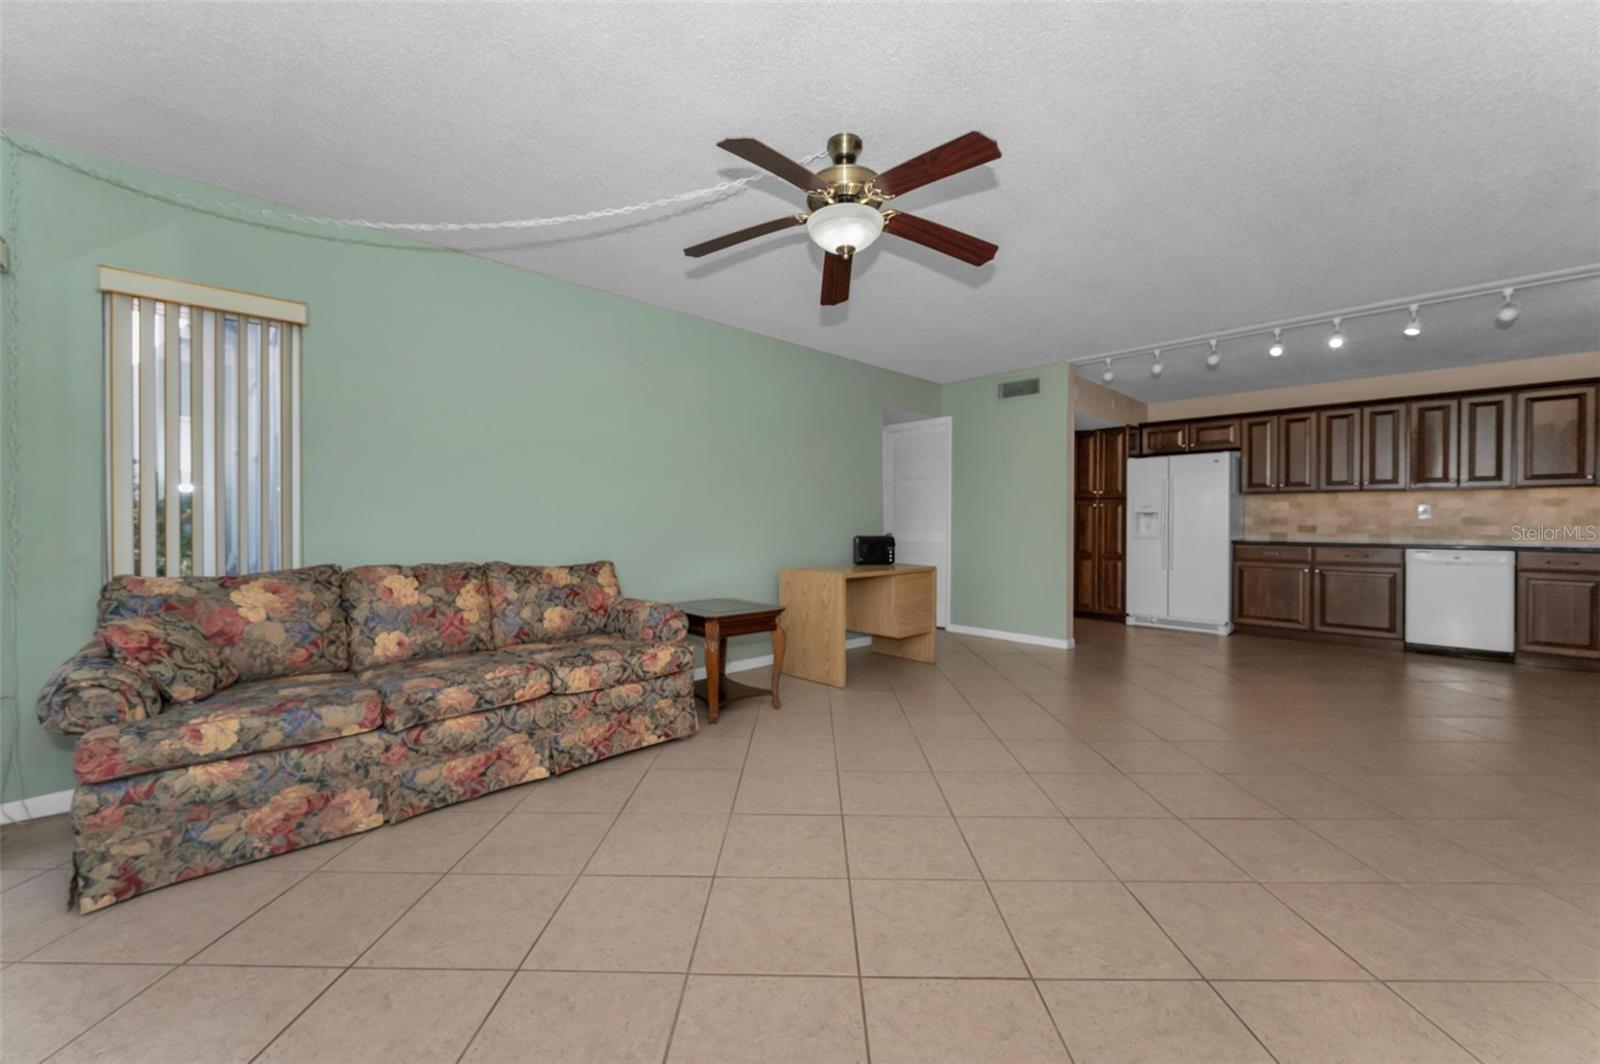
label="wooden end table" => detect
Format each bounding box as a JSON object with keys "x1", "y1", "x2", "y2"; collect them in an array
[{"x1": 677, "y1": 599, "x2": 784, "y2": 723}]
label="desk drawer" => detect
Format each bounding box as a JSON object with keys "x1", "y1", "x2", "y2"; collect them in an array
[{"x1": 847, "y1": 570, "x2": 935, "y2": 638}]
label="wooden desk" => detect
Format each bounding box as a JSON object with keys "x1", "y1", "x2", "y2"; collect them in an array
[{"x1": 778, "y1": 565, "x2": 937, "y2": 687}]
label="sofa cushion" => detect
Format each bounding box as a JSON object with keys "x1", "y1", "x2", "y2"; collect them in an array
[
  {"x1": 502, "y1": 635, "x2": 694, "y2": 694},
  {"x1": 486, "y1": 561, "x2": 621, "y2": 646},
  {"x1": 73, "y1": 672, "x2": 383, "y2": 784},
  {"x1": 398, "y1": 671, "x2": 692, "y2": 756},
  {"x1": 361, "y1": 650, "x2": 553, "y2": 731},
  {"x1": 96, "y1": 616, "x2": 238, "y2": 705},
  {"x1": 343, "y1": 564, "x2": 494, "y2": 671},
  {"x1": 98, "y1": 565, "x2": 348, "y2": 682}
]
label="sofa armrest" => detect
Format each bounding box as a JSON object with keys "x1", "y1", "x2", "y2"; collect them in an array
[
  {"x1": 36, "y1": 641, "x2": 163, "y2": 735},
  {"x1": 605, "y1": 598, "x2": 688, "y2": 643}
]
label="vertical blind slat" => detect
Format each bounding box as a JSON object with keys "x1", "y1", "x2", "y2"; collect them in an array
[
  {"x1": 198, "y1": 310, "x2": 218, "y2": 576},
  {"x1": 108, "y1": 295, "x2": 135, "y2": 576},
  {"x1": 136, "y1": 300, "x2": 158, "y2": 576},
  {"x1": 163, "y1": 304, "x2": 182, "y2": 576},
  {"x1": 259, "y1": 321, "x2": 273, "y2": 569},
  {"x1": 286, "y1": 323, "x2": 300, "y2": 569},
  {"x1": 234, "y1": 317, "x2": 247, "y2": 575},
  {"x1": 278, "y1": 325, "x2": 292, "y2": 568}
]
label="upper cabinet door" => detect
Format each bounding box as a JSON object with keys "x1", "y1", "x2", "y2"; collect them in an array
[
  {"x1": 1099, "y1": 428, "x2": 1129, "y2": 498},
  {"x1": 1242, "y1": 416, "x2": 1277, "y2": 493},
  {"x1": 1516, "y1": 384, "x2": 1597, "y2": 487},
  {"x1": 1459, "y1": 392, "x2": 1514, "y2": 488},
  {"x1": 1408, "y1": 397, "x2": 1459, "y2": 487},
  {"x1": 1141, "y1": 423, "x2": 1188, "y2": 454},
  {"x1": 1075, "y1": 430, "x2": 1102, "y2": 497},
  {"x1": 1188, "y1": 418, "x2": 1242, "y2": 452},
  {"x1": 1317, "y1": 407, "x2": 1361, "y2": 491},
  {"x1": 1276, "y1": 412, "x2": 1318, "y2": 491},
  {"x1": 1361, "y1": 403, "x2": 1408, "y2": 490}
]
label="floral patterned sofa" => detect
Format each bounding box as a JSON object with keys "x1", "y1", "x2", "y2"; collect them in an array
[{"x1": 37, "y1": 560, "x2": 696, "y2": 912}]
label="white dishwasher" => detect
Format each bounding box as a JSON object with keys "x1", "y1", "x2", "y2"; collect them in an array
[{"x1": 1404, "y1": 549, "x2": 1516, "y2": 654}]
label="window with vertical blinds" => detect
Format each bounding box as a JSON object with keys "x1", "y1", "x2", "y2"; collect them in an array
[{"x1": 100, "y1": 267, "x2": 304, "y2": 578}]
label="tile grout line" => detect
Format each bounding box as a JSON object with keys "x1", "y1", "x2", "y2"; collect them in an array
[
  {"x1": 658, "y1": 700, "x2": 755, "y2": 1064},
  {"x1": 452, "y1": 755, "x2": 655, "y2": 1064},
  {"x1": 832, "y1": 687, "x2": 874, "y2": 1064}
]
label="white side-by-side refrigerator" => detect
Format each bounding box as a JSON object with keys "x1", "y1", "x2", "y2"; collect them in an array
[{"x1": 1124, "y1": 451, "x2": 1243, "y2": 634}]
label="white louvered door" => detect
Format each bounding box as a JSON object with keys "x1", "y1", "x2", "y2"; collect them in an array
[{"x1": 883, "y1": 417, "x2": 952, "y2": 627}]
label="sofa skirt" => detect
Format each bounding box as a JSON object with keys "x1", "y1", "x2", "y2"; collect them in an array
[
  {"x1": 69, "y1": 672, "x2": 698, "y2": 910},
  {"x1": 71, "y1": 732, "x2": 393, "y2": 913}
]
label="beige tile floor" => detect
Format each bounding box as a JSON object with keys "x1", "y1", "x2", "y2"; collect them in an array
[{"x1": 3, "y1": 620, "x2": 1600, "y2": 1063}]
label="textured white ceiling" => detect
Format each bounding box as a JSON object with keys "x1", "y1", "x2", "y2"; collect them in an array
[{"x1": 4, "y1": 1, "x2": 1597, "y2": 391}]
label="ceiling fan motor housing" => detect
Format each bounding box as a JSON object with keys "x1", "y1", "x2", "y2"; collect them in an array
[{"x1": 808, "y1": 132, "x2": 886, "y2": 211}]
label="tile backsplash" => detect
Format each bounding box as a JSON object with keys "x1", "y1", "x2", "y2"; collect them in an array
[{"x1": 1243, "y1": 487, "x2": 1600, "y2": 545}]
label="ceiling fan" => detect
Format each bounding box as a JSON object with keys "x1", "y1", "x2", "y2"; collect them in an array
[{"x1": 683, "y1": 131, "x2": 1001, "y2": 306}]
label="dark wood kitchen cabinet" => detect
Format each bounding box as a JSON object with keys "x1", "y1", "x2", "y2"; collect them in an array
[
  {"x1": 1242, "y1": 416, "x2": 1277, "y2": 493},
  {"x1": 1277, "y1": 412, "x2": 1318, "y2": 492},
  {"x1": 1408, "y1": 397, "x2": 1459, "y2": 487},
  {"x1": 1074, "y1": 428, "x2": 1129, "y2": 618},
  {"x1": 1361, "y1": 402, "x2": 1408, "y2": 489},
  {"x1": 1516, "y1": 384, "x2": 1596, "y2": 487},
  {"x1": 1187, "y1": 417, "x2": 1241, "y2": 452},
  {"x1": 1232, "y1": 545, "x2": 1312, "y2": 629},
  {"x1": 1459, "y1": 392, "x2": 1514, "y2": 488},
  {"x1": 1517, "y1": 552, "x2": 1600, "y2": 662},
  {"x1": 1141, "y1": 423, "x2": 1188, "y2": 455},
  {"x1": 1311, "y1": 546, "x2": 1404, "y2": 640},
  {"x1": 1317, "y1": 407, "x2": 1362, "y2": 491}
]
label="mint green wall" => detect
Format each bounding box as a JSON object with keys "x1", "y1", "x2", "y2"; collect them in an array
[
  {"x1": 942, "y1": 363, "x2": 1071, "y2": 642},
  {"x1": 0, "y1": 136, "x2": 940, "y2": 802}
]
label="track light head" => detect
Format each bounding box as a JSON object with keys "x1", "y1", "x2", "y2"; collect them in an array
[
  {"x1": 1101, "y1": 358, "x2": 1115, "y2": 384},
  {"x1": 1268, "y1": 329, "x2": 1284, "y2": 358},
  {"x1": 1496, "y1": 288, "x2": 1519, "y2": 327},
  {"x1": 1403, "y1": 305, "x2": 1421, "y2": 339},
  {"x1": 1327, "y1": 318, "x2": 1345, "y2": 350},
  {"x1": 1205, "y1": 340, "x2": 1221, "y2": 369},
  {"x1": 1150, "y1": 350, "x2": 1163, "y2": 378}
]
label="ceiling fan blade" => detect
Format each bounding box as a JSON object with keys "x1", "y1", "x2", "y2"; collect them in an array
[
  {"x1": 683, "y1": 214, "x2": 806, "y2": 257},
  {"x1": 820, "y1": 252, "x2": 852, "y2": 305},
  {"x1": 874, "y1": 131, "x2": 1001, "y2": 198},
  {"x1": 884, "y1": 212, "x2": 998, "y2": 266},
  {"x1": 717, "y1": 138, "x2": 824, "y2": 192}
]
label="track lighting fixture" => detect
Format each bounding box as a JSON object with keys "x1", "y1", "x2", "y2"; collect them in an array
[
  {"x1": 1070, "y1": 265, "x2": 1596, "y2": 385},
  {"x1": 1496, "y1": 288, "x2": 1519, "y2": 327},
  {"x1": 1327, "y1": 318, "x2": 1345, "y2": 350}
]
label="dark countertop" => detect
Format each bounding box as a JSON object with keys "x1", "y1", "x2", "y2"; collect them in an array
[{"x1": 1234, "y1": 538, "x2": 1599, "y2": 554}]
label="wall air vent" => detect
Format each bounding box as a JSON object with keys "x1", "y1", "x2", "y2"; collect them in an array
[{"x1": 998, "y1": 377, "x2": 1042, "y2": 400}]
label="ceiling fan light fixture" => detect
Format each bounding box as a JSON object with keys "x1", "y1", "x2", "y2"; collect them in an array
[{"x1": 806, "y1": 202, "x2": 884, "y2": 255}]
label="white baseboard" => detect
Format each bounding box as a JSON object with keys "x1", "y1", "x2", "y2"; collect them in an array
[
  {"x1": 946, "y1": 624, "x2": 1074, "y2": 650},
  {"x1": 1, "y1": 787, "x2": 73, "y2": 824},
  {"x1": 694, "y1": 637, "x2": 872, "y2": 680}
]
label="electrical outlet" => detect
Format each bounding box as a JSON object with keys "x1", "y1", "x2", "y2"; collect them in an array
[{"x1": 1417, "y1": 503, "x2": 1432, "y2": 520}]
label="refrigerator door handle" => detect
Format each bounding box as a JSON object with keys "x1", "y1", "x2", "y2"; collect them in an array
[{"x1": 1164, "y1": 476, "x2": 1174, "y2": 572}]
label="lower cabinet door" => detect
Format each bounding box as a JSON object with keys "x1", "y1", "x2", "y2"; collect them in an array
[
  {"x1": 1232, "y1": 562, "x2": 1311, "y2": 629},
  {"x1": 1074, "y1": 500, "x2": 1100, "y2": 613},
  {"x1": 1312, "y1": 565, "x2": 1403, "y2": 639},
  {"x1": 1096, "y1": 560, "x2": 1126, "y2": 617},
  {"x1": 1517, "y1": 572, "x2": 1600, "y2": 658}
]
